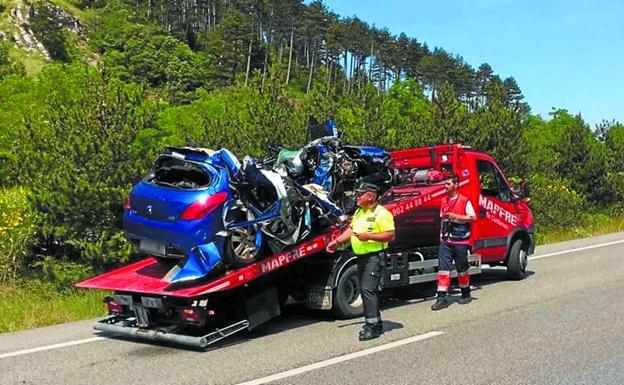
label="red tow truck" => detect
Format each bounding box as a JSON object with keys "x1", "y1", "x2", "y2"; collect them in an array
[{"x1": 77, "y1": 144, "x2": 535, "y2": 349}]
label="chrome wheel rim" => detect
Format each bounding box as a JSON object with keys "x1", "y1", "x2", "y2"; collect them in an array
[
  {"x1": 230, "y1": 226, "x2": 260, "y2": 262},
  {"x1": 519, "y1": 249, "x2": 528, "y2": 271}
]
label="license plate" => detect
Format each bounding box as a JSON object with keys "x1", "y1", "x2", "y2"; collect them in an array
[
  {"x1": 307, "y1": 289, "x2": 332, "y2": 310},
  {"x1": 140, "y1": 239, "x2": 166, "y2": 255},
  {"x1": 141, "y1": 297, "x2": 163, "y2": 309},
  {"x1": 113, "y1": 294, "x2": 133, "y2": 306}
]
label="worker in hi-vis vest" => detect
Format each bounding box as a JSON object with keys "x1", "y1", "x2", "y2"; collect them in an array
[
  {"x1": 326, "y1": 182, "x2": 395, "y2": 341},
  {"x1": 431, "y1": 173, "x2": 476, "y2": 311}
]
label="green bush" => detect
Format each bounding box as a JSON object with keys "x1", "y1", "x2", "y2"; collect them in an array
[
  {"x1": 34, "y1": 257, "x2": 93, "y2": 289},
  {"x1": 528, "y1": 174, "x2": 584, "y2": 230},
  {"x1": 608, "y1": 173, "x2": 624, "y2": 216},
  {"x1": 89, "y1": 3, "x2": 211, "y2": 103},
  {"x1": 0, "y1": 187, "x2": 34, "y2": 283},
  {"x1": 156, "y1": 82, "x2": 309, "y2": 156},
  {"x1": 7, "y1": 64, "x2": 161, "y2": 274},
  {"x1": 0, "y1": 41, "x2": 25, "y2": 80}
]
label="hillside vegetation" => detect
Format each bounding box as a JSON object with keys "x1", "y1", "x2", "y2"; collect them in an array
[{"x1": 0, "y1": 0, "x2": 623, "y2": 288}]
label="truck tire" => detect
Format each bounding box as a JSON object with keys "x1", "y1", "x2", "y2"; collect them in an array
[
  {"x1": 332, "y1": 264, "x2": 364, "y2": 319},
  {"x1": 506, "y1": 239, "x2": 527, "y2": 280}
]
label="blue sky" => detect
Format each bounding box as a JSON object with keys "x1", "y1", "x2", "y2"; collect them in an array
[{"x1": 323, "y1": 0, "x2": 624, "y2": 128}]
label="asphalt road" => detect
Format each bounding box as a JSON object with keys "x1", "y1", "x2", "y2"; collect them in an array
[{"x1": 2, "y1": 232, "x2": 624, "y2": 385}]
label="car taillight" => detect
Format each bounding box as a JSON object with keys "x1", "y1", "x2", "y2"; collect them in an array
[
  {"x1": 124, "y1": 197, "x2": 132, "y2": 210},
  {"x1": 179, "y1": 308, "x2": 202, "y2": 323},
  {"x1": 180, "y1": 192, "x2": 228, "y2": 220},
  {"x1": 106, "y1": 300, "x2": 124, "y2": 314}
]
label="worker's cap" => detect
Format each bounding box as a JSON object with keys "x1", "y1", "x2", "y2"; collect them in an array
[{"x1": 355, "y1": 182, "x2": 379, "y2": 194}]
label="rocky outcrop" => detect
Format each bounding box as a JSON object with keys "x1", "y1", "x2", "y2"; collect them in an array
[
  {"x1": 6, "y1": 2, "x2": 86, "y2": 60},
  {"x1": 32, "y1": 2, "x2": 85, "y2": 34},
  {"x1": 10, "y1": 4, "x2": 49, "y2": 59}
]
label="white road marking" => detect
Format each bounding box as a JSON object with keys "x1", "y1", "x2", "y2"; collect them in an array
[
  {"x1": 0, "y1": 337, "x2": 105, "y2": 359},
  {"x1": 529, "y1": 239, "x2": 624, "y2": 261},
  {"x1": 234, "y1": 331, "x2": 444, "y2": 385}
]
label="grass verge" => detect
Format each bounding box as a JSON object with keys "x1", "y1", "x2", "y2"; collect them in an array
[
  {"x1": 536, "y1": 214, "x2": 624, "y2": 245},
  {"x1": 0, "y1": 281, "x2": 107, "y2": 334}
]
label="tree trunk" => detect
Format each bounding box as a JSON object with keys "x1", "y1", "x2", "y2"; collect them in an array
[
  {"x1": 326, "y1": 57, "x2": 332, "y2": 97},
  {"x1": 350, "y1": 54, "x2": 355, "y2": 79},
  {"x1": 348, "y1": 52, "x2": 355, "y2": 93},
  {"x1": 212, "y1": 2, "x2": 216, "y2": 27},
  {"x1": 286, "y1": 26, "x2": 294, "y2": 85},
  {"x1": 343, "y1": 50, "x2": 348, "y2": 91},
  {"x1": 206, "y1": 0, "x2": 212, "y2": 31},
  {"x1": 304, "y1": 41, "x2": 309, "y2": 68},
  {"x1": 368, "y1": 41, "x2": 373, "y2": 82},
  {"x1": 262, "y1": 41, "x2": 269, "y2": 92},
  {"x1": 306, "y1": 46, "x2": 315, "y2": 93},
  {"x1": 355, "y1": 55, "x2": 361, "y2": 93},
  {"x1": 245, "y1": 37, "x2": 253, "y2": 86}
]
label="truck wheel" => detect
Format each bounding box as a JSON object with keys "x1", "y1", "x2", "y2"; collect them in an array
[
  {"x1": 332, "y1": 264, "x2": 364, "y2": 319},
  {"x1": 506, "y1": 239, "x2": 528, "y2": 280}
]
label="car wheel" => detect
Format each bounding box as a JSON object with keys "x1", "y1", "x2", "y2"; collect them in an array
[
  {"x1": 506, "y1": 239, "x2": 527, "y2": 280},
  {"x1": 332, "y1": 264, "x2": 364, "y2": 319},
  {"x1": 223, "y1": 203, "x2": 264, "y2": 267},
  {"x1": 226, "y1": 226, "x2": 263, "y2": 267}
]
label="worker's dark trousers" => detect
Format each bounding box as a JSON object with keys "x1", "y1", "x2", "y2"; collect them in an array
[
  {"x1": 357, "y1": 252, "x2": 383, "y2": 324},
  {"x1": 436, "y1": 241, "x2": 470, "y2": 293}
]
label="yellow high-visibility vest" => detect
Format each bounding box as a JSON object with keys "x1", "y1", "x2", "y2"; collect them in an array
[{"x1": 350, "y1": 204, "x2": 395, "y2": 255}]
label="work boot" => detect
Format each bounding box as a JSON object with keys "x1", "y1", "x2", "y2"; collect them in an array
[
  {"x1": 359, "y1": 321, "x2": 383, "y2": 335},
  {"x1": 359, "y1": 322, "x2": 383, "y2": 341},
  {"x1": 431, "y1": 292, "x2": 448, "y2": 311},
  {"x1": 458, "y1": 287, "x2": 472, "y2": 305}
]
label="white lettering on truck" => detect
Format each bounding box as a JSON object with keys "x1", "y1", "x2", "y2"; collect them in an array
[{"x1": 478, "y1": 195, "x2": 518, "y2": 227}]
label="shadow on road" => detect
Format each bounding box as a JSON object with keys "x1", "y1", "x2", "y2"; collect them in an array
[{"x1": 221, "y1": 267, "x2": 534, "y2": 349}]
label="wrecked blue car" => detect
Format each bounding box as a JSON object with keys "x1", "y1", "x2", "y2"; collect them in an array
[{"x1": 123, "y1": 146, "x2": 344, "y2": 284}]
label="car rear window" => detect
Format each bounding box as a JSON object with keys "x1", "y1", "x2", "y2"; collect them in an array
[{"x1": 146, "y1": 156, "x2": 212, "y2": 189}]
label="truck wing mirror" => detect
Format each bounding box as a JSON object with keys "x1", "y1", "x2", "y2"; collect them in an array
[{"x1": 515, "y1": 180, "x2": 531, "y2": 199}]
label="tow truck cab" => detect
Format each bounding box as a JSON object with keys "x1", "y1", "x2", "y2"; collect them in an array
[{"x1": 389, "y1": 144, "x2": 535, "y2": 276}]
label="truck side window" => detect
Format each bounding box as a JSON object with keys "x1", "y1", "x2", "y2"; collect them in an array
[{"x1": 476, "y1": 160, "x2": 513, "y2": 202}]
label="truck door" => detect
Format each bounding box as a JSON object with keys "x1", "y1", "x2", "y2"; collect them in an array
[{"x1": 473, "y1": 159, "x2": 519, "y2": 263}]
